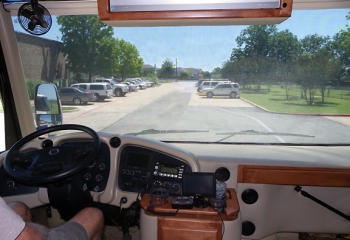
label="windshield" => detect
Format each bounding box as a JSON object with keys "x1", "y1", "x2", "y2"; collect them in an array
[{"x1": 10, "y1": 8, "x2": 350, "y2": 145}]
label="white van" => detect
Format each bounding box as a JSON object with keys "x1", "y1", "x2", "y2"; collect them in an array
[
  {"x1": 197, "y1": 80, "x2": 231, "y2": 92},
  {"x1": 70, "y1": 83, "x2": 113, "y2": 101}
]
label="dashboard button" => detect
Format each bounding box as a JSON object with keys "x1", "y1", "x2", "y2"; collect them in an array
[
  {"x1": 98, "y1": 163, "x2": 106, "y2": 171},
  {"x1": 83, "y1": 173, "x2": 92, "y2": 181}
]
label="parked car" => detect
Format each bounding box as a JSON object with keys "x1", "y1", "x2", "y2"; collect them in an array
[
  {"x1": 196, "y1": 79, "x2": 205, "y2": 87},
  {"x1": 93, "y1": 78, "x2": 129, "y2": 97},
  {"x1": 122, "y1": 81, "x2": 138, "y2": 92},
  {"x1": 197, "y1": 80, "x2": 231, "y2": 92},
  {"x1": 144, "y1": 80, "x2": 155, "y2": 87},
  {"x1": 199, "y1": 83, "x2": 240, "y2": 98},
  {"x1": 58, "y1": 87, "x2": 93, "y2": 105},
  {"x1": 136, "y1": 78, "x2": 153, "y2": 87},
  {"x1": 127, "y1": 79, "x2": 147, "y2": 90},
  {"x1": 70, "y1": 83, "x2": 113, "y2": 101}
]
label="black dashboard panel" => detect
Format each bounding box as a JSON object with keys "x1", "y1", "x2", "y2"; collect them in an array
[
  {"x1": 64, "y1": 142, "x2": 111, "y2": 192},
  {"x1": 118, "y1": 145, "x2": 192, "y2": 195},
  {"x1": 0, "y1": 165, "x2": 39, "y2": 197}
]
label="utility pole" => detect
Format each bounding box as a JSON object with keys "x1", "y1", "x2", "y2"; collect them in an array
[{"x1": 175, "y1": 58, "x2": 177, "y2": 78}]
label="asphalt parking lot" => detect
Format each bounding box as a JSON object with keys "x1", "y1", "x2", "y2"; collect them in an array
[{"x1": 1, "y1": 81, "x2": 350, "y2": 151}]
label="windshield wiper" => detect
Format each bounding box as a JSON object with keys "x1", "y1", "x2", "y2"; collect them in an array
[
  {"x1": 216, "y1": 130, "x2": 314, "y2": 142},
  {"x1": 125, "y1": 129, "x2": 209, "y2": 136}
]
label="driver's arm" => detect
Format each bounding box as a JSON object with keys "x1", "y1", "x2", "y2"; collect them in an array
[{"x1": 0, "y1": 197, "x2": 25, "y2": 239}]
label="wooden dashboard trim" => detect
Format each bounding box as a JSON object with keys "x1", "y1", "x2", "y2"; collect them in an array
[
  {"x1": 238, "y1": 165, "x2": 350, "y2": 187},
  {"x1": 97, "y1": 0, "x2": 292, "y2": 22}
]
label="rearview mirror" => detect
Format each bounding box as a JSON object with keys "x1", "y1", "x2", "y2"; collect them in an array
[{"x1": 34, "y1": 83, "x2": 63, "y2": 128}]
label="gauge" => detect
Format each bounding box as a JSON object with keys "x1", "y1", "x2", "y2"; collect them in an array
[
  {"x1": 88, "y1": 161, "x2": 96, "y2": 169},
  {"x1": 98, "y1": 163, "x2": 106, "y2": 171},
  {"x1": 95, "y1": 174, "x2": 103, "y2": 182},
  {"x1": 163, "y1": 182, "x2": 171, "y2": 190},
  {"x1": 83, "y1": 173, "x2": 92, "y2": 181}
]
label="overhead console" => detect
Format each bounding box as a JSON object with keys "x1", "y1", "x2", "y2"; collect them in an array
[
  {"x1": 118, "y1": 145, "x2": 192, "y2": 195},
  {"x1": 97, "y1": 0, "x2": 293, "y2": 26}
]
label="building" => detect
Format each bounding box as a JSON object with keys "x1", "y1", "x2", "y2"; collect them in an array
[{"x1": 15, "y1": 32, "x2": 69, "y2": 85}]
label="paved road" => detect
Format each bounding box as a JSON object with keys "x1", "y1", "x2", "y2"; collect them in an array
[
  {"x1": 1, "y1": 82, "x2": 350, "y2": 151},
  {"x1": 62, "y1": 82, "x2": 350, "y2": 144}
]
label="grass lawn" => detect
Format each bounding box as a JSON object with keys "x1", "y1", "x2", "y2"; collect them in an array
[{"x1": 241, "y1": 85, "x2": 350, "y2": 115}]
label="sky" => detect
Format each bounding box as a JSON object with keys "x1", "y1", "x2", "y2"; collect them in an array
[{"x1": 12, "y1": 9, "x2": 350, "y2": 72}]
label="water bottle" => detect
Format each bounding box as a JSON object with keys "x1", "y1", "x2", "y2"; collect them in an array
[{"x1": 215, "y1": 180, "x2": 226, "y2": 200}]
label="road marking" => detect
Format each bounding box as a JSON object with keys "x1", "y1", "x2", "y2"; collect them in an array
[{"x1": 217, "y1": 108, "x2": 286, "y2": 143}]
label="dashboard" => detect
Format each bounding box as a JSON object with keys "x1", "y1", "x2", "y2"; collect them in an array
[
  {"x1": 1, "y1": 132, "x2": 350, "y2": 240},
  {"x1": 118, "y1": 145, "x2": 192, "y2": 195}
]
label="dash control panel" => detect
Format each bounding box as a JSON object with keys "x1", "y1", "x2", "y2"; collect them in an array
[
  {"x1": 118, "y1": 146, "x2": 192, "y2": 195},
  {"x1": 153, "y1": 162, "x2": 185, "y2": 179}
]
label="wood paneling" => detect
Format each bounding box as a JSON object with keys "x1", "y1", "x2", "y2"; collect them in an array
[
  {"x1": 238, "y1": 165, "x2": 350, "y2": 187},
  {"x1": 97, "y1": 0, "x2": 292, "y2": 23},
  {"x1": 158, "y1": 216, "x2": 222, "y2": 240}
]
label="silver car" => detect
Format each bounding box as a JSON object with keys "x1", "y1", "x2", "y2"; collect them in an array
[
  {"x1": 122, "y1": 81, "x2": 139, "y2": 91},
  {"x1": 199, "y1": 83, "x2": 240, "y2": 98},
  {"x1": 58, "y1": 87, "x2": 94, "y2": 105}
]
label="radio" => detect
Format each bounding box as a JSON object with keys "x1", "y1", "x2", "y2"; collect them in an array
[
  {"x1": 121, "y1": 168, "x2": 151, "y2": 177},
  {"x1": 153, "y1": 162, "x2": 184, "y2": 179}
]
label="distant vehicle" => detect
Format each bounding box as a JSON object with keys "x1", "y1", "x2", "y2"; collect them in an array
[
  {"x1": 35, "y1": 94, "x2": 51, "y2": 114},
  {"x1": 70, "y1": 83, "x2": 113, "y2": 101},
  {"x1": 199, "y1": 83, "x2": 240, "y2": 98},
  {"x1": 197, "y1": 80, "x2": 231, "y2": 92},
  {"x1": 126, "y1": 79, "x2": 147, "y2": 90},
  {"x1": 122, "y1": 81, "x2": 138, "y2": 92},
  {"x1": 93, "y1": 78, "x2": 129, "y2": 97},
  {"x1": 144, "y1": 80, "x2": 155, "y2": 87},
  {"x1": 58, "y1": 87, "x2": 93, "y2": 105}
]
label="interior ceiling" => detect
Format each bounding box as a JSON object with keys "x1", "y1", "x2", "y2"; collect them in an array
[{"x1": 3, "y1": 0, "x2": 350, "y2": 16}]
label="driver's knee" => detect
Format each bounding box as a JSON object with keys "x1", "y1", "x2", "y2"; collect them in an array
[
  {"x1": 8, "y1": 201, "x2": 32, "y2": 222},
  {"x1": 70, "y1": 207, "x2": 104, "y2": 237}
]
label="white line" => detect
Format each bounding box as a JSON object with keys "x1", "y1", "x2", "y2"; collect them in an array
[{"x1": 217, "y1": 107, "x2": 286, "y2": 143}]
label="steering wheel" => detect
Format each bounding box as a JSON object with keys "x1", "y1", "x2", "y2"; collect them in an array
[{"x1": 3, "y1": 124, "x2": 101, "y2": 184}]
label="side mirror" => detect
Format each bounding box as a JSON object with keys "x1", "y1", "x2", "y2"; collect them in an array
[{"x1": 34, "y1": 83, "x2": 63, "y2": 128}]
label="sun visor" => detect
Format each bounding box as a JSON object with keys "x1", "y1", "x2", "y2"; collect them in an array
[{"x1": 98, "y1": 0, "x2": 293, "y2": 27}]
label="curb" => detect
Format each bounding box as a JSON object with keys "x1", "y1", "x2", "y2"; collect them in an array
[{"x1": 240, "y1": 97, "x2": 350, "y2": 117}]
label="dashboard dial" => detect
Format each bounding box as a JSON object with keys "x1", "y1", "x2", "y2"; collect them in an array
[
  {"x1": 153, "y1": 180, "x2": 162, "y2": 187},
  {"x1": 163, "y1": 182, "x2": 172, "y2": 190}
]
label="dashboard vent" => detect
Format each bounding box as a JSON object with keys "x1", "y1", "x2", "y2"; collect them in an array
[{"x1": 110, "y1": 137, "x2": 121, "y2": 148}]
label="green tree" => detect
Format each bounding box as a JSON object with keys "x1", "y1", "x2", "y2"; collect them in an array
[
  {"x1": 112, "y1": 39, "x2": 144, "y2": 80},
  {"x1": 298, "y1": 34, "x2": 340, "y2": 104},
  {"x1": 57, "y1": 15, "x2": 114, "y2": 81},
  {"x1": 269, "y1": 30, "x2": 300, "y2": 63},
  {"x1": 202, "y1": 71, "x2": 211, "y2": 79},
  {"x1": 236, "y1": 25, "x2": 278, "y2": 57},
  {"x1": 159, "y1": 58, "x2": 175, "y2": 78},
  {"x1": 211, "y1": 67, "x2": 221, "y2": 78},
  {"x1": 227, "y1": 25, "x2": 297, "y2": 90},
  {"x1": 300, "y1": 34, "x2": 331, "y2": 55},
  {"x1": 179, "y1": 72, "x2": 189, "y2": 80},
  {"x1": 332, "y1": 14, "x2": 350, "y2": 84}
]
